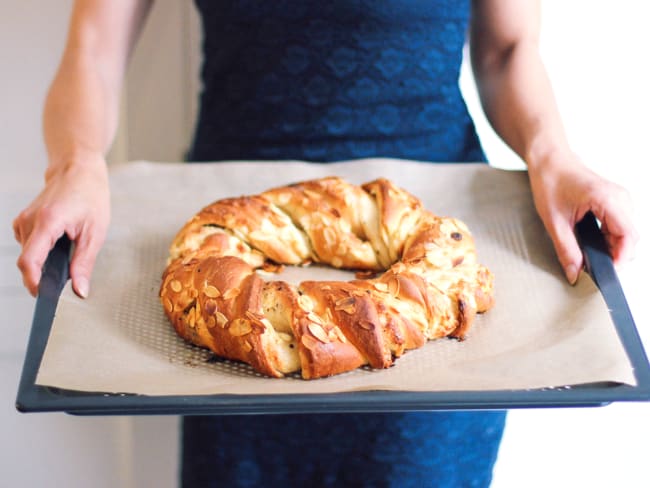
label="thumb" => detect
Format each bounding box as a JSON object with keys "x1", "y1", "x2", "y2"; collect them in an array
[
  {"x1": 545, "y1": 216, "x2": 584, "y2": 285},
  {"x1": 68, "y1": 232, "x2": 103, "y2": 299}
]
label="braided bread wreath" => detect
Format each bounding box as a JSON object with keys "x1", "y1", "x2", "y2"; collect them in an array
[{"x1": 159, "y1": 176, "x2": 495, "y2": 380}]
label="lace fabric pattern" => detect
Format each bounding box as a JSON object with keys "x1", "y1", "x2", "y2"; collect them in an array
[{"x1": 190, "y1": 0, "x2": 485, "y2": 162}]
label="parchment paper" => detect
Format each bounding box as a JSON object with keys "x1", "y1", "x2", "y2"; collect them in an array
[{"x1": 35, "y1": 159, "x2": 636, "y2": 395}]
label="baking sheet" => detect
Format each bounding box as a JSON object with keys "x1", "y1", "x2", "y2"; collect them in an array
[{"x1": 15, "y1": 160, "x2": 650, "y2": 414}]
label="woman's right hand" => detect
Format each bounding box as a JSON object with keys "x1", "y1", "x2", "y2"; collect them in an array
[{"x1": 13, "y1": 155, "x2": 110, "y2": 298}]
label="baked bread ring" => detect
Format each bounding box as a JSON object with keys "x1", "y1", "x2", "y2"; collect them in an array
[{"x1": 160, "y1": 176, "x2": 494, "y2": 379}]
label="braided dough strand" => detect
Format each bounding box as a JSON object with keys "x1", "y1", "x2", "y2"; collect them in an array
[{"x1": 160, "y1": 176, "x2": 494, "y2": 379}]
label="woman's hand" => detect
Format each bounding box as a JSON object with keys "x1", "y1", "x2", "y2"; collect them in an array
[
  {"x1": 13, "y1": 155, "x2": 110, "y2": 298},
  {"x1": 528, "y1": 153, "x2": 638, "y2": 284}
]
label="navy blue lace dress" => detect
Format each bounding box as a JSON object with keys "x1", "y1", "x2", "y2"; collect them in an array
[{"x1": 184, "y1": 1, "x2": 506, "y2": 487}]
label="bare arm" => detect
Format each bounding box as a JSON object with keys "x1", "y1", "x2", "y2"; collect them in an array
[
  {"x1": 44, "y1": 0, "x2": 152, "y2": 172},
  {"x1": 470, "y1": 0, "x2": 637, "y2": 283},
  {"x1": 13, "y1": 0, "x2": 153, "y2": 297}
]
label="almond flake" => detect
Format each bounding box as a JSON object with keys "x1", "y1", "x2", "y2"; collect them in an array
[
  {"x1": 308, "y1": 323, "x2": 330, "y2": 343},
  {"x1": 187, "y1": 308, "x2": 196, "y2": 328},
  {"x1": 249, "y1": 230, "x2": 269, "y2": 242},
  {"x1": 333, "y1": 326, "x2": 348, "y2": 343},
  {"x1": 223, "y1": 287, "x2": 240, "y2": 300},
  {"x1": 301, "y1": 334, "x2": 320, "y2": 351},
  {"x1": 323, "y1": 227, "x2": 336, "y2": 247},
  {"x1": 373, "y1": 282, "x2": 388, "y2": 292},
  {"x1": 303, "y1": 189, "x2": 323, "y2": 200},
  {"x1": 334, "y1": 297, "x2": 356, "y2": 314},
  {"x1": 388, "y1": 277, "x2": 400, "y2": 297},
  {"x1": 228, "y1": 319, "x2": 252, "y2": 337},
  {"x1": 170, "y1": 280, "x2": 182, "y2": 293},
  {"x1": 215, "y1": 311, "x2": 228, "y2": 328},
  {"x1": 358, "y1": 319, "x2": 375, "y2": 331},
  {"x1": 204, "y1": 285, "x2": 220, "y2": 298},
  {"x1": 278, "y1": 332, "x2": 294, "y2": 343},
  {"x1": 162, "y1": 297, "x2": 174, "y2": 313},
  {"x1": 306, "y1": 312, "x2": 323, "y2": 325},
  {"x1": 297, "y1": 295, "x2": 314, "y2": 312}
]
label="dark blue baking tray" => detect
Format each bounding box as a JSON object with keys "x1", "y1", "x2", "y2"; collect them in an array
[{"x1": 15, "y1": 213, "x2": 650, "y2": 415}]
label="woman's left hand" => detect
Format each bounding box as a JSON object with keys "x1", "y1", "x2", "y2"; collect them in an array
[{"x1": 527, "y1": 153, "x2": 639, "y2": 284}]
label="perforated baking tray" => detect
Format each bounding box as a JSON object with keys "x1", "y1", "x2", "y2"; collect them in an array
[{"x1": 15, "y1": 213, "x2": 650, "y2": 415}]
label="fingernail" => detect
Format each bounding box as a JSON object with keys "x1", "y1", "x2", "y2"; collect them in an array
[
  {"x1": 76, "y1": 277, "x2": 89, "y2": 298},
  {"x1": 564, "y1": 264, "x2": 578, "y2": 285}
]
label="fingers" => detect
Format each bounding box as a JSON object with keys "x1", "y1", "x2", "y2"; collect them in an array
[
  {"x1": 68, "y1": 227, "x2": 105, "y2": 299},
  {"x1": 16, "y1": 209, "x2": 64, "y2": 296},
  {"x1": 15, "y1": 206, "x2": 106, "y2": 298},
  {"x1": 544, "y1": 215, "x2": 584, "y2": 285},
  {"x1": 593, "y1": 196, "x2": 639, "y2": 265}
]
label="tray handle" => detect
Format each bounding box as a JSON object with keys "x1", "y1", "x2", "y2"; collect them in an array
[{"x1": 576, "y1": 212, "x2": 650, "y2": 384}]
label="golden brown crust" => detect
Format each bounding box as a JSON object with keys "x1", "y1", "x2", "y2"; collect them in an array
[{"x1": 160, "y1": 176, "x2": 495, "y2": 379}]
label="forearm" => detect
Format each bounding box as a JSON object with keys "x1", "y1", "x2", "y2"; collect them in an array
[
  {"x1": 42, "y1": 0, "x2": 153, "y2": 178},
  {"x1": 43, "y1": 47, "x2": 120, "y2": 177},
  {"x1": 473, "y1": 41, "x2": 576, "y2": 172}
]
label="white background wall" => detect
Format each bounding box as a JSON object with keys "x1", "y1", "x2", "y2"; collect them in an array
[{"x1": 1, "y1": 1, "x2": 648, "y2": 486}]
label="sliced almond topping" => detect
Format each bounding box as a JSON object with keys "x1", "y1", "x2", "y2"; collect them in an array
[
  {"x1": 206, "y1": 316, "x2": 216, "y2": 329},
  {"x1": 373, "y1": 282, "x2": 388, "y2": 292},
  {"x1": 276, "y1": 193, "x2": 290, "y2": 206},
  {"x1": 301, "y1": 334, "x2": 320, "y2": 351},
  {"x1": 298, "y1": 215, "x2": 311, "y2": 230},
  {"x1": 162, "y1": 297, "x2": 174, "y2": 314},
  {"x1": 308, "y1": 323, "x2": 330, "y2": 343},
  {"x1": 260, "y1": 317, "x2": 274, "y2": 329},
  {"x1": 229, "y1": 319, "x2": 252, "y2": 337},
  {"x1": 297, "y1": 294, "x2": 314, "y2": 312},
  {"x1": 215, "y1": 311, "x2": 228, "y2": 328},
  {"x1": 249, "y1": 230, "x2": 270, "y2": 242},
  {"x1": 306, "y1": 311, "x2": 323, "y2": 325},
  {"x1": 204, "y1": 285, "x2": 220, "y2": 298},
  {"x1": 278, "y1": 332, "x2": 294, "y2": 343},
  {"x1": 333, "y1": 326, "x2": 348, "y2": 343},
  {"x1": 303, "y1": 189, "x2": 323, "y2": 200},
  {"x1": 187, "y1": 308, "x2": 196, "y2": 328},
  {"x1": 242, "y1": 341, "x2": 253, "y2": 353},
  {"x1": 324, "y1": 308, "x2": 334, "y2": 322},
  {"x1": 386, "y1": 278, "x2": 399, "y2": 297},
  {"x1": 244, "y1": 310, "x2": 260, "y2": 321},
  {"x1": 222, "y1": 287, "x2": 240, "y2": 300},
  {"x1": 358, "y1": 319, "x2": 375, "y2": 331},
  {"x1": 334, "y1": 297, "x2": 356, "y2": 314},
  {"x1": 323, "y1": 227, "x2": 336, "y2": 248},
  {"x1": 170, "y1": 280, "x2": 182, "y2": 293},
  {"x1": 261, "y1": 262, "x2": 284, "y2": 273}
]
